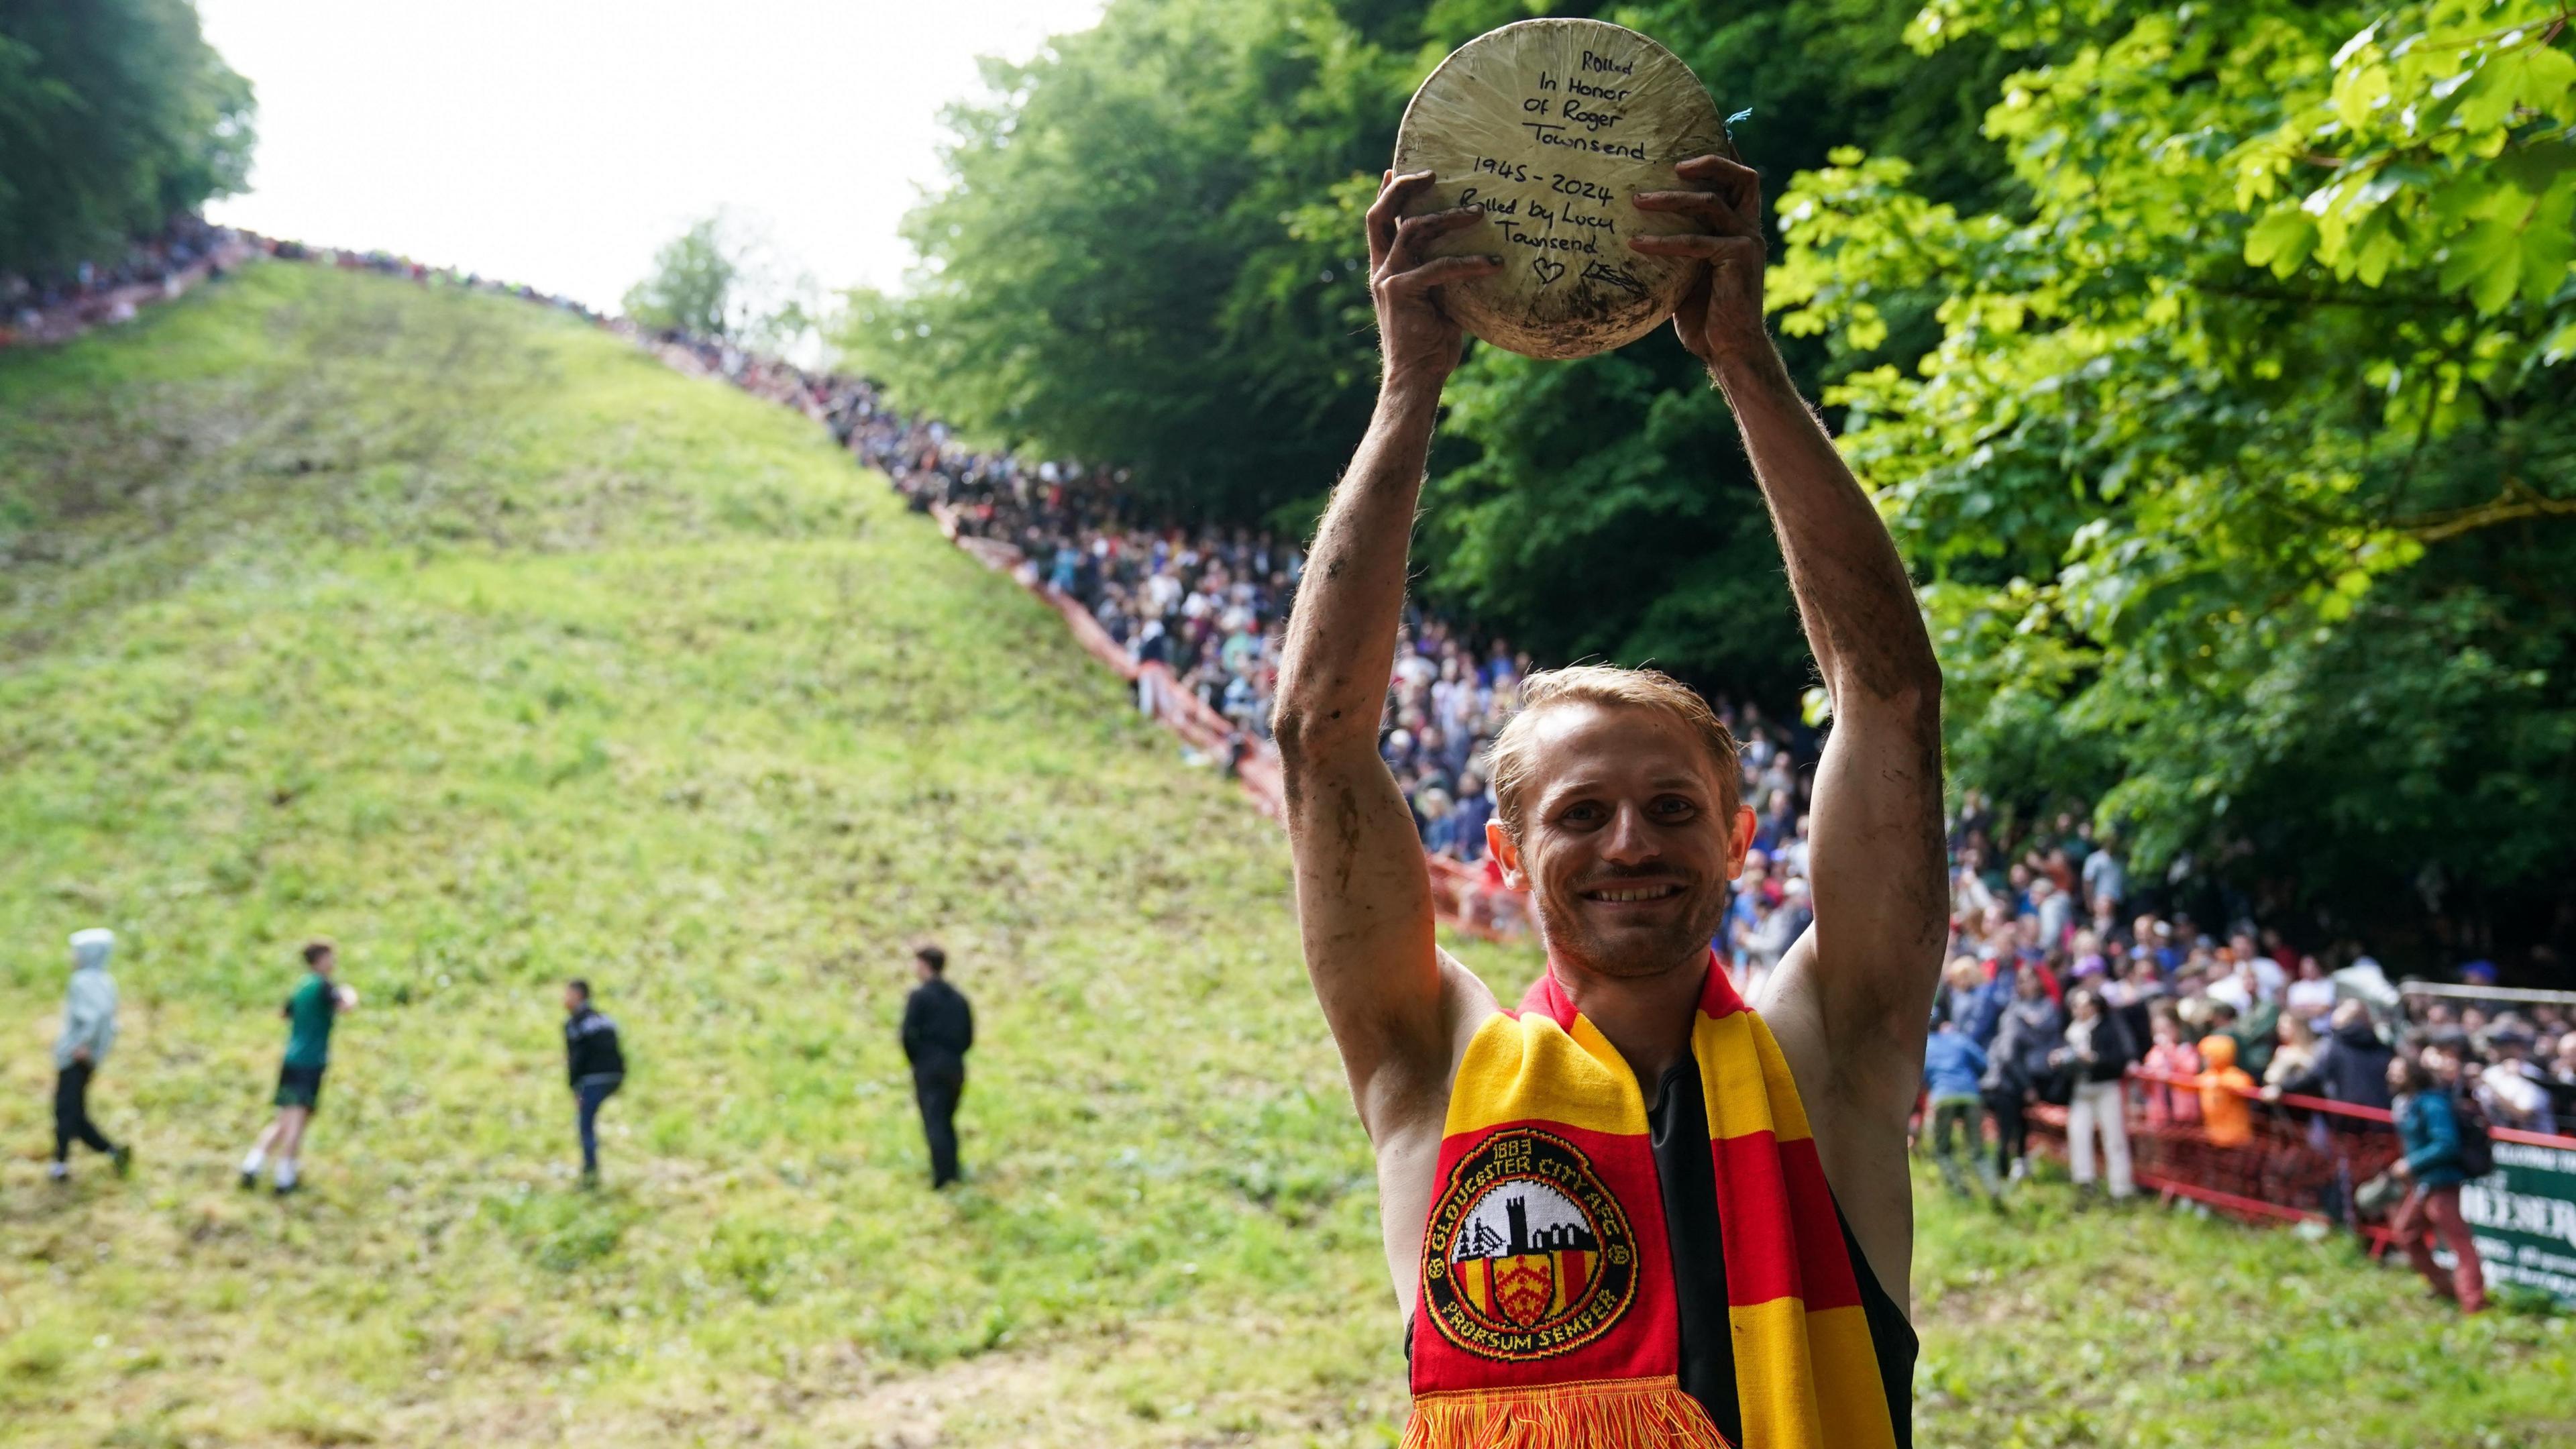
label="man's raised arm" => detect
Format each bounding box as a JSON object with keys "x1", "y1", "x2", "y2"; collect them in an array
[
  {"x1": 1634, "y1": 158, "x2": 1948, "y2": 1097},
  {"x1": 1273, "y1": 172, "x2": 1497, "y2": 1124}
]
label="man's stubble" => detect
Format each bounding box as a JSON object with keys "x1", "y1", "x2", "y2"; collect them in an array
[{"x1": 1533, "y1": 874, "x2": 1735, "y2": 986}]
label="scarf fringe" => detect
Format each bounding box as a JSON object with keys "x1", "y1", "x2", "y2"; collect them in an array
[{"x1": 1401, "y1": 1376, "x2": 1733, "y2": 1449}]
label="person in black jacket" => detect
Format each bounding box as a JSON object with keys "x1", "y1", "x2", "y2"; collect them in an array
[
  {"x1": 563, "y1": 979, "x2": 626, "y2": 1183},
  {"x1": 2265, "y1": 1000, "x2": 2396, "y2": 1119},
  {"x1": 2052, "y1": 986, "x2": 2139, "y2": 1201},
  {"x1": 2264, "y1": 999, "x2": 2394, "y2": 1221},
  {"x1": 901, "y1": 945, "x2": 974, "y2": 1188},
  {"x1": 1981, "y1": 967, "x2": 2068, "y2": 1186}
]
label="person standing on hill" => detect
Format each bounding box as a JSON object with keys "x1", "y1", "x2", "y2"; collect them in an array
[
  {"x1": 2387, "y1": 1053, "x2": 2487, "y2": 1313},
  {"x1": 900, "y1": 945, "x2": 973, "y2": 1188},
  {"x1": 1935, "y1": 955, "x2": 2008, "y2": 1049},
  {"x1": 1275, "y1": 160, "x2": 1944, "y2": 1447},
  {"x1": 239, "y1": 941, "x2": 356, "y2": 1195},
  {"x1": 1984, "y1": 967, "x2": 2068, "y2": 1187},
  {"x1": 1922, "y1": 1016, "x2": 1998, "y2": 1201},
  {"x1": 50, "y1": 928, "x2": 133, "y2": 1183},
  {"x1": 563, "y1": 979, "x2": 626, "y2": 1185},
  {"x1": 2054, "y1": 986, "x2": 2139, "y2": 1201}
]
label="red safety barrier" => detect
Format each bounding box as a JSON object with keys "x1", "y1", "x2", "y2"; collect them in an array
[
  {"x1": 1428, "y1": 855, "x2": 1527, "y2": 942},
  {"x1": 2017, "y1": 1065, "x2": 2576, "y2": 1254},
  {"x1": 928, "y1": 502, "x2": 1528, "y2": 935}
]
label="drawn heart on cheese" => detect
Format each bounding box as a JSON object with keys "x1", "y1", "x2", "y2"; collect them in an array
[{"x1": 1532, "y1": 258, "x2": 1566, "y2": 286}]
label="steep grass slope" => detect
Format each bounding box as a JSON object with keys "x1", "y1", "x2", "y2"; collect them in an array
[
  {"x1": 2, "y1": 262, "x2": 1405, "y2": 1445},
  {"x1": 0, "y1": 263, "x2": 2565, "y2": 1447}
]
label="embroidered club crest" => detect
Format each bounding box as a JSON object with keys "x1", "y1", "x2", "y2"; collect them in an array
[{"x1": 1420, "y1": 1128, "x2": 1638, "y2": 1361}]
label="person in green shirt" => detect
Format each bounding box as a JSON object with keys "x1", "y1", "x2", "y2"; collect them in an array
[
  {"x1": 239, "y1": 940, "x2": 357, "y2": 1195},
  {"x1": 2206, "y1": 998, "x2": 2282, "y2": 1081}
]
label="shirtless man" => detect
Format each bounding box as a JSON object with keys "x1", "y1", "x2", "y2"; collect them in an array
[{"x1": 1275, "y1": 160, "x2": 1945, "y2": 1446}]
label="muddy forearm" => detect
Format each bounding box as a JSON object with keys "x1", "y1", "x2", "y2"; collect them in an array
[
  {"x1": 1712, "y1": 345, "x2": 1937, "y2": 705},
  {"x1": 1275, "y1": 378, "x2": 1441, "y2": 770}
]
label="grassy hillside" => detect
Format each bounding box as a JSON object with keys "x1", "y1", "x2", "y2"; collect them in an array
[{"x1": 1, "y1": 264, "x2": 2566, "y2": 1447}]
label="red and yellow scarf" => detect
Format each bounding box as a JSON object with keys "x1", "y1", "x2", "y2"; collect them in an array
[{"x1": 1404, "y1": 957, "x2": 1898, "y2": 1449}]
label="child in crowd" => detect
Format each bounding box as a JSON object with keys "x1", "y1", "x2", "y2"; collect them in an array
[
  {"x1": 2197, "y1": 1034, "x2": 2256, "y2": 1148},
  {"x1": 2139, "y1": 1007, "x2": 2203, "y2": 1126}
]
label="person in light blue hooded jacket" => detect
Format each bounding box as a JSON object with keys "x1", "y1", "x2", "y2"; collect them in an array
[{"x1": 52, "y1": 928, "x2": 131, "y2": 1181}]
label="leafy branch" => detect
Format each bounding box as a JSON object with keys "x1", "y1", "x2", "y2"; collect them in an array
[{"x1": 2400, "y1": 476, "x2": 2576, "y2": 541}]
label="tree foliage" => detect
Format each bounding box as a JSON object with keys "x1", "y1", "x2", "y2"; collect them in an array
[
  {"x1": 839, "y1": 0, "x2": 1427, "y2": 508},
  {"x1": 623, "y1": 211, "x2": 820, "y2": 351},
  {"x1": 1773, "y1": 0, "x2": 2576, "y2": 941},
  {"x1": 623, "y1": 216, "x2": 743, "y2": 339},
  {"x1": 1408, "y1": 0, "x2": 2021, "y2": 704},
  {"x1": 0, "y1": 0, "x2": 254, "y2": 274},
  {"x1": 842, "y1": 0, "x2": 2013, "y2": 697},
  {"x1": 853, "y1": 0, "x2": 2576, "y2": 951}
]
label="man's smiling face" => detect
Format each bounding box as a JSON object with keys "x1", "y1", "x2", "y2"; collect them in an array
[{"x1": 1489, "y1": 701, "x2": 1752, "y2": 981}]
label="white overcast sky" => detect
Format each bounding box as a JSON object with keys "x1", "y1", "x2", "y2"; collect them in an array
[{"x1": 199, "y1": 0, "x2": 1105, "y2": 313}]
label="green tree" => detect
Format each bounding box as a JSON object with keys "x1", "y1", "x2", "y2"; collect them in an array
[
  {"x1": 0, "y1": 0, "x2": 256, "y2": 274},
  {"x1": 622, "y1": 215, "x2": 742, "y2": 339},
  {"x1": 851, "y1": 0, "x2": 2576, "y2": 955},
  {"x1": 1771, "y1": 0, "x2": 2576, "y2": 950},
  {"x1": 838, "y1": 0, "x2": 1425, "y2": 511},
  {"x1": 1391, "y1": 0, "x2": 2025, "y2": 704},
  {"x1": 623, "y1": 211, "x2": 820, "y2": 350},
  {"x1": 845, "y1": 0, "x2": 2014, "y2": 700}
]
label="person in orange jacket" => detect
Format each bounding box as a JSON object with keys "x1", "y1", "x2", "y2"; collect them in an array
[{"x1": 2198, "y1": 1033, "x2": 2257, "y2": 1147}]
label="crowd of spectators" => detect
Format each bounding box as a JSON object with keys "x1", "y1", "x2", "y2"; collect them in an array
[
  {"x1": 830, "y1": 385, "x2": 2576, "y2": 1202},
  {"x1": 831, "y1": 399, "x2": 1307, "y2": 735},
  {"x1": 820, "y1": 380, "x2": 1526, "y2": 841},
  {"x1": 699, "y1": 316, "x2": 2576, "y2": 1120},
  {"x1": 3, "y1": 219, "x2": 621, "y2": 354},
  {"x1": 264, "y1": 235, "x2": 609, "y2": 323},
  {"x1": 1917, "y1": 801, "x2": 2576, "y2": 1311},
  {"x1": 0, "y1": 216, "x2": 248, "y2": 346},
  {"x1": 819, "y1": 380, "x2": 1847, "y2": 919},
  {"x1": 1928, "y1": 798, "x2": 2576, "y2": 1214}
]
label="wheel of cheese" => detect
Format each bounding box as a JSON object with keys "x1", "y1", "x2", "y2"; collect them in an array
[{"x1": 1391, "y1": 19, "x2": 1733, "y2": 360}]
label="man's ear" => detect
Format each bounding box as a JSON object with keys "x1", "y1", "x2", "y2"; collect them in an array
[
  {"x1": 1726, "y1": 804, "x2": 1756, "y2": 879},
  {"x1": 1487, "y1": 819, "x2": 1525, "y2": 890}
]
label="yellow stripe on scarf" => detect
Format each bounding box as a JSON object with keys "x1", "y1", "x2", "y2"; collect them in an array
[
  {"x1": 1690, "y1": 1010, "x2": 1815, "y2": 1144},
  {"x1": 1726, "y1": 1299, "x2": 1892, "y2": 1449},
  {"x1": 1412, "y1": 979, "x2": 1902, "y2": 1449},
  {"x1": 1444, "y1": 1011, "x2": 1649, "y2": 1138}
]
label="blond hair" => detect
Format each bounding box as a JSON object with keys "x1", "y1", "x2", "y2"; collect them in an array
[{"x1": 1487, "y1": 665, "x2": 1741, "y2": 838}]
